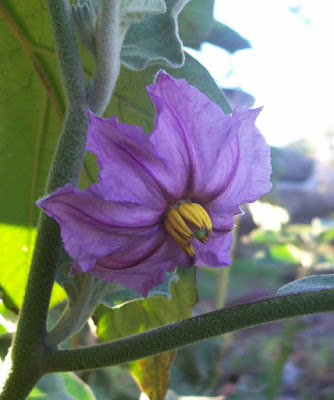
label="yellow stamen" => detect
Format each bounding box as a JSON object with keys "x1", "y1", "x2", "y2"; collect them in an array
[
  {"x1": 189, "y1": 203, "x2": 212, "y2": 230},
  {"x1": 177, "y1": 203, "x2": 203, "y2": 228},
  {"x1": 164, "y1": 220, "x2": 195, "y2": 257},
  {"x1": 164, "y1": 202, "x2": 212, "y2": 255},
  {"x1": 167, "y1": 209, "x2": 193, "y2": 237}
]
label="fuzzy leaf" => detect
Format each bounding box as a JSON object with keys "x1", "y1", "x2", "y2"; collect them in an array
[
  {"x1": 178, "y1": 1, "x2": 250, "y2": 52},
  {"x1": 101, "y1": 272, "x2": 177, "y2": 308},
  {"x1": 110, "y1": 51, "x2": 231, "y2": 127},
  {"x1": 28, "y1": 372, "x2": 96, "y2": 400},
  {"x1": 278, "y1": 274, "x2": 334, "y2": 295},
  {"x1": 206, "y1": 20, "x2": 251, "y2": 53},
  {"x1": 121, "y1": 0, "x2": 188, "y2": 70},
  {"x1": 178, "y1": 0, "x2": 215, "y2": 49},
  {"x1": 121, "y1": 0, "x2": 167, "y2": 27}
]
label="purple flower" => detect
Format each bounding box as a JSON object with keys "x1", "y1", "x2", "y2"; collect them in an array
[{"x1": 37, "y1": 71, "x2": 271, "y2": 296}]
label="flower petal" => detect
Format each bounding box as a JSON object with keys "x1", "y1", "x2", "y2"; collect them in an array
[
  {"x1": 81, "y1": 236, "x2": 190, "y2": 296},
  {"x1": 87, "y1": 111, "x2": 173, "y2": 208},
  {"x1": 195, "y1": 230, "x2": 234, "y2": 268},
  {"x1": 204, "y1": 107, "x2": 272, "y2": 215},
  {"x1": 36, "y1": 183, "x2": 162, "y2": 271},
  {"x1": 147, "y1": 71, "x2": 239, "y2": 198}
]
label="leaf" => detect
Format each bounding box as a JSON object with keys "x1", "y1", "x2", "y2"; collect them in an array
[
  {"x1": 28, "y1": 372, "x2": 96, "y2": 400},
  {"x1": 206, "y1": 20, "x2": 251, "y2": 53},
  {"x1": 0, "y1": 223, "x2": 66, "y2": 309},
  {"x1": 318, "y1": 227, "x2": 334, "y2": 243},
  {"x1": 96, "y1": 267, "x2": 197, "y2": 400},
  {"x1": 0, "y1": 1, "x2": 64, "y2": 227},
  {"x1": 121, "y1": 0, "x2": 188, "y2": 70},
  {"x1": 278, "y1": 274, "x2": 334, "y2": 295},
  {"x1": 178, "y1": 0, "x2": 215, "y2": 49},
  {"x1": 0, "y1": 332, "x2": 13, "y2": 361},
  {"x1": 268, "y1": 244, "x2": 304, "y2": 265},
  {"x1": 121, "y1": 0, "x2": 167, "y2": 27},
  {"x1": 110, "y1": 51, "x2": 230, "y2": 126},
  {"x1": 177, "y1": 1, "x2": 250, "y2": 53},
  {"x1": 131, "y1": 353, "x2": 175, "y2": 400},
  {"x1": 96, "y1": 267, "x2": 197, "y2": 338},
  {"x1": 249, "y1": 229, "x2": 284, "y2": 245},
  {"x1": 101, "y1": 272, "x2": 177, "y2": 308}
]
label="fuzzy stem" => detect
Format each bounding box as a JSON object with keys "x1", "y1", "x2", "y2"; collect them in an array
[
  {"x1": 0, "y1": 1, "x2": 87, "y2": 398},
  {"x1": 88, "y1": 0, "x2": 121, "y2": 116},
  {"x1": 44, "y1": 288, "x2": 334, "y2": 373}
]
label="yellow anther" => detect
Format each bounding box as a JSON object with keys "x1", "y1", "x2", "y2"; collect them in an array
[
  {"x1": 167, "y1": 209, "x2": 193, "y2": 237},
  {"x1": 165, "y1": 202, "x2": 213, "y2": 255},
  {"x1": 189, "y1": 203, "x2": 212, "y2": 230},
  {"x1": 177, "y1": 203, "x2": 203, "y2": 228},
  {"x1": 164, "y1": 219, "x2": 195, "y2": 257}
]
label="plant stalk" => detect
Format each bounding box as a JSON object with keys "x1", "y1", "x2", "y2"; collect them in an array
[
  {"x1": 44, "y1": 288, "x2": 334, "y2": 373},
  {"x1": 0, "y1": 0, "x2": 87, "y2": 398}
]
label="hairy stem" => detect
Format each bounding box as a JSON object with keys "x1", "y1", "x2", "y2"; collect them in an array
[
  {"x1": 88, "y1": 0, "x2": 121, "y2": 115},
  {"x1": 0, "y1": 0, "x2": 87, "y2": 398},
  {"x1": 45, "y1": 288, "x2": 334, "y2": 373}
]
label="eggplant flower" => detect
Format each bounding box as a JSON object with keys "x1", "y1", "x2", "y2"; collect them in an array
[{"x1": 37, "y1": 71, "x2": 271, "y2": 296}]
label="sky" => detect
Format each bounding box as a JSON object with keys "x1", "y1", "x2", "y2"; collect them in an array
[{"x1": 187, "y1": 0, "x2": 334, "y2": 149}]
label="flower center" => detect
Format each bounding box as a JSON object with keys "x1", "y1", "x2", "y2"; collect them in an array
[{"x1": 164, "y1": 202, "x2": 212, "y2": 257}]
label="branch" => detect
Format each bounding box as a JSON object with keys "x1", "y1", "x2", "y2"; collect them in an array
[
  {"x1": 88, "y1": 0, "x2": 121, "y2": 116},
  {"x1": 45, "y1": 288, "x2": 334, "y2": 373},
  {"x1": 0, "y1": 0, "x2": 87, "y2": 398}
]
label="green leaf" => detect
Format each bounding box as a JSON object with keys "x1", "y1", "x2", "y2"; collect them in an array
[
  {"x1": 0, "y1": 332, "x2": 13, "y2": 361},
  {"x1": 131, "y1": 353, "x2": 176, "y2": 400},
  {"x1": 318, "y1": 227, "x2": 334, "y2": 243},
  {"x1": 96, "y1": 267, "x2": 197, "y2": 400},
  {"x1": 110, "y1": 51, "x2": 230, "y2": 126},
  {"x1": 121, "y1": 0, "x2": 167, "y2": 27},
  {"x1": 278, "y1": 274, "x2": 334, "y2": 295},
  {"x1": 96, "y1": 267, "x2": 197, "y2": 339},
  {"x1": 28, "y1": 372, "x2": 96, "y2": 400},
  {"x1": 178, "y1": 0, "x2": 215, "y2": 49},
  {"x1": 0, "y1": 1, "x2": 64, "y2": 227},
  {"x1": 0, "y1": 223, "x2": 66, "y2": 309},
  {"x1": 267, "y1": 244, "x2": 304, "y2": 265},
  {"x1": 249, "y1": 229, "x2": 284, "y2": 245},
  {"x1": 101, "y1": 272, "x2": 177, "y2": 308},
  {"x1": 121, "y1": 0, "x2": 188, "y2": 70},
  {"x1": 177, "y1": 0, "x2": 250, "y2": 52},
  {"x1": 206, "y1": 20, "x2": 251, "y2": 53}
]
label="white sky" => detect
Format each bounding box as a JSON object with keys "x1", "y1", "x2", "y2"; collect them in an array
[{"x1": 187, "y1": 0, "x2": 334, "y2": 147}]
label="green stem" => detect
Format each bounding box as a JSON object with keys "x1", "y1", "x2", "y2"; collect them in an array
[
  {"x1": 88, "y1": 0, "x2": 121, "y2": 115},
  {"x1": 44, "y1": 288, "x2": 334, "y2": 373},
  {"x1": 0, "y1": 0, "x2": 87, "y2": 398},
  {"x1": 266, "y1": 319, "x2": 296, "y2": 399}
]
